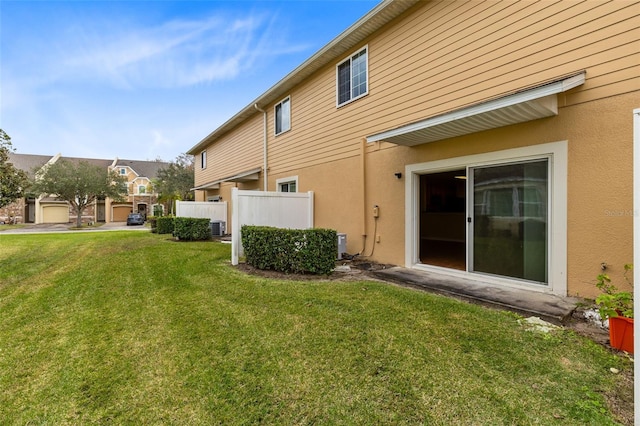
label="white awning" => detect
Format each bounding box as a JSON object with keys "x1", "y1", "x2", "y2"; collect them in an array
[
  {"x1": 191, "y1": 167, "x2": 262, "y2": 191},
  {"x1": 366, "y1": 72, "x2": 586, "y2": 146}
]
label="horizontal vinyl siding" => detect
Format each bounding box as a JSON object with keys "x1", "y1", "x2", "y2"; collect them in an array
[
  {"x1": 207, "y1": 0, "x2": 638, "y2": 179},
  {"x1": 268, "y1": 69, "x2": 364, "y2": 173},
  {"x1": 363, "y1": 0, "x2": 637, "y2": 134},
  {"x1": 195, "y1": 114, "x2": 263, "y2": 186}
]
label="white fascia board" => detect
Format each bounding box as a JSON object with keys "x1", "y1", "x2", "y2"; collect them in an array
[{"x1": 367, "y1": 72, "x2": 586, "y2": 144}]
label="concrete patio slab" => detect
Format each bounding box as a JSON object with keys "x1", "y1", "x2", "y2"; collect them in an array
[{"x1": 372, "y1": 267, "x2": 582, "y2": 323}]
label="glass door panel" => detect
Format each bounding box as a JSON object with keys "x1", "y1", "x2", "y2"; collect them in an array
[{"x1": 471, "y1": 160, "x2": 548, "y2": 283}]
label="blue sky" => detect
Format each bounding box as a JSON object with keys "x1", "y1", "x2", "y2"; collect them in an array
[{"x1": 0, "y1": 0, "x2": 379, "y2": 162}]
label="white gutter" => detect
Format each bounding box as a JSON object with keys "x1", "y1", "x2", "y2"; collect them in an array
[{"x1": 254, "y1": 104, "x2": 268, "y2": 190}]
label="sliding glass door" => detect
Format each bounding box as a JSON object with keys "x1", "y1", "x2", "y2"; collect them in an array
[{"x1": 470, "y1": 159, "x2": 549, "y2": 284}]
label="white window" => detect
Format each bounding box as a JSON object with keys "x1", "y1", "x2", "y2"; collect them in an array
[
  {"x1": 138, "y1": 185, "x2": 146, "y2": 194},
  {"x1": 275, "y1": 96, "x2": 291, "y2": 135},
  {"x1": 276, "y1": 176, "x2": 298, "y2": 193},
  {"x1": 200, "y1": 151, "x2": 207, "y2": 169},
  {"x1": 119, "y1": 168, "x2": 127, "y2": 175},
  {"x1": 337, "y1": 46, "x2": 368, "y2": 107}
]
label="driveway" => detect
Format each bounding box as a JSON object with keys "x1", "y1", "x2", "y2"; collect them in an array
[{"x1": 0, "y1": 222, "x2": 149, "y2": 234}]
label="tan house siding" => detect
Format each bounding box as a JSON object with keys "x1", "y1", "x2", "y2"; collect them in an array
[
  {"x1": 263, "y1": 0, "x2": 638, "y2": 177},
  {"x1": 195, "y1": 113, "x2": 264, "y2": 187},
  {"x1": 364, "y1": 0, "x2": 638, "y2": 135}
]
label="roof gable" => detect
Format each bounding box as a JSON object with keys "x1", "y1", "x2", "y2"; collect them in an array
[
  {"x1": 114, "y1": 159, "x2": 170, "y2": 179},
  {"x1": 6, "y1": 153, "x2": 53, "y2": 178}
]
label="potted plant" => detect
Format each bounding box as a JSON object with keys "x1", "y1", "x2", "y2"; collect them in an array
[{"x1": 595, "y1": 263, "x2": 633, "y2": 353}]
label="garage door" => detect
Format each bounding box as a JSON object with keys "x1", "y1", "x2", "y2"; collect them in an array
[
  {"x1": 42, "y1": 204, "x2": 69, "y2": 223},
  {"x1": 112, "y1": 206, "x2": 131, "y2": 222}
]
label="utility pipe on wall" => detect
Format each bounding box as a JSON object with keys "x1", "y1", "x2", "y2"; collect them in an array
[
  {"x1": 254, "y1": 104, "x2": 268, "y2": 190},
  {"x1": 360, "y1": 137, "x2": 367, "y2": 254}
]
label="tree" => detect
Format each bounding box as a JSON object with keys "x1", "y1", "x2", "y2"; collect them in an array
[
  {"x1": 32, "y1": 159, "x2": 128, "y2": 227},
  {"x1": 0, "y1": 129, "x2": 29, "y2": 210},
  {"x1": 154, "y1": 154, "x2": 195, "y2": 215}
]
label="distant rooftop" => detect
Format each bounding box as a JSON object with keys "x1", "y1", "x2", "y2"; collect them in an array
[{"x1": 7, "y1": 153, "x2": 170, "y2": 179}]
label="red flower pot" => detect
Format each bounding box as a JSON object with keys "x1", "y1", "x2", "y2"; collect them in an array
[{"x1": 609, "y1": 316, "x2": 634, "y2": 353}]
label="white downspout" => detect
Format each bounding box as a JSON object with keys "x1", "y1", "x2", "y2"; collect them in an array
[{"x1": 255, "y1": 104, "x2": 268, "y2": 190}]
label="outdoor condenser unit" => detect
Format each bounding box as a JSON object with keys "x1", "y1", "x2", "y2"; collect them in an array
[
  {"x1": 210, "y1": 220, "x2": 226, "y2": 237},
  {"x1": 337, "y1": 233, "x2": 347, "y2": 260}
]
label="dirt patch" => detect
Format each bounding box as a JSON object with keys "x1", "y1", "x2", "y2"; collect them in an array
[{"x1": 233, "y1": 259, "x2": 389, "y2": 282}]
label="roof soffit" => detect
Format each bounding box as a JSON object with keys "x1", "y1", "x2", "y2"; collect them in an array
[{"x1": 366, "y1": 72, "x2": 586, "y2": 146}]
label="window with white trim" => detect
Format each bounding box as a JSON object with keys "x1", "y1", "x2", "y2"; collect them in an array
[
  {"x1": 119, "y1": 168, "x2": 127, "y2": 175},
  {"x1": 275, "y1": 96, "x2": 291, "y2": 135},
  {"x1": 138, "y1": 185, "x2": 146, "y2": 194},
  {"x1": 200, "y1": 151, "x2": 207, "y2": 169},
  {"x1": 337, "y1": 46, "x2": 368, "y2": 107},
  {"x1": 277, "y1": 176, "x2": 298, "y2": 193}
]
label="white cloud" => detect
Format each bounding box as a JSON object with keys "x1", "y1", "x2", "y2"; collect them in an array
[{"x1": 55, "y1": 11, "x2": 308, "y2": 90}]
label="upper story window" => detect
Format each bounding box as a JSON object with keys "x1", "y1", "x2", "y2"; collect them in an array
[
  {"x1": 336, "y1": 46, "x2": 368, "y2": 107},
  {"x1": 200, "y1": 151, "x2": 207, "y2": 169},
  {"x1": 138, "y1": 185, "x2": 146, "y2": 194},
  {"x1": 275, "y1": 96, "x2": 291, "y2": 135},
  {"x1": 119, "y1": 168, "x2": 127, "y2": 175}
]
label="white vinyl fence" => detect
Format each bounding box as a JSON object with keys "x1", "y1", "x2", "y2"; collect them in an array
[
  {"x1": 231, "y1": 188, "x2": 314, "y2": 265},
  {"x1": 175, "y1": 201, "x2": 227, "y2": 222}
]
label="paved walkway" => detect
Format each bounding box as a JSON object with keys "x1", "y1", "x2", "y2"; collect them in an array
[
  {"x1": 372, "y1": 267, "x2": 581, "y2": 323},
  {"x1": 0, "y1": 222, "x2": 149, "y2": 234}
]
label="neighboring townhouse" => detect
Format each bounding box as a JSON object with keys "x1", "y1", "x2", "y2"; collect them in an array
[
  {"x1": 109, "y1": 159, "x2": 170, "y2": 221},
  {"x1": 1, "y1": 153, "x2": 169, "y2": 224},
  {"x1": 187, "y1": 0, "x2": 640, "y2": 298}
]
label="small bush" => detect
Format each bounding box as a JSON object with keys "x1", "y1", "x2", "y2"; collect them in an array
[
  {"x1": 174, "y1": 217, "x2": 211, "y2": 241},
  {"x1": 148, "y1": 217, "x2": 158, "y2": 233},
  {"x1": 156, "y1": 216, "x2": 175, "y2": 235},
  {"x1": 242, "y1": 226, "x2": 337, "y2": 275}
]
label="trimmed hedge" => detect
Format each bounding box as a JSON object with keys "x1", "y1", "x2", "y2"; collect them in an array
[
  {"x1": 174, "y1": 217, "x2": 211, "y2": 241},
  {"x1": 156, "y1": 216, "x2": 175, "y2": 235},
  {"x1": 241, "y1": 226, "x2": 337, "y2": 275},
  {"x1": 148, "y1": 217, "x2": 158, "y2": 233}
]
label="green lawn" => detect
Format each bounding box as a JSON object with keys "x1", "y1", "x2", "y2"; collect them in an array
[{"x1": 0, "y1": 232, "x2": 632, "y2": 424}]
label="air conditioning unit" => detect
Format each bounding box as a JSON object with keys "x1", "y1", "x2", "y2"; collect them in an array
[
  {"x1": 337, "y1": 233, "x2": 347, "y2": 260},
  {"x1": 210, "y1": 220, "x2": 226, "y2": 237}
]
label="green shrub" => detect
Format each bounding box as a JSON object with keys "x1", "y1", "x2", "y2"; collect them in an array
[
  {"x1": 174, "y1": 217, "x2": 211, "y2": 241},
  {"x1": 241, "y1": 226, "x2": 337, "y2": 275},
  {"x1": 156, "y1": 216, "x2": 175, "y2": 235},
  {"x1": 148, "y1": 217, "x2": 158, "y2": 233}
]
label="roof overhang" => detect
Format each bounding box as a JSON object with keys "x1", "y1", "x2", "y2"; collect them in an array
[
  {"x1": 366, "y1": 72, "x2": 586, "y2": 146},
  {"x1": 191, "y1": 167, "x2": 262, "y2": 191}
]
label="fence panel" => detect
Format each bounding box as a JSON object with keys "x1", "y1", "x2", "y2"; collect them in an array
[
  {"x1": 231, "y1": 188, "x2": 314, "y2": 265},
  {"x1": 176, "y1": 201, "x2": 227, "y2": 223}
]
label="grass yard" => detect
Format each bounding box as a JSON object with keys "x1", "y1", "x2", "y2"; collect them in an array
[{"x1": 0, "y1": 232, "x2": 633, "y2": 424}]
